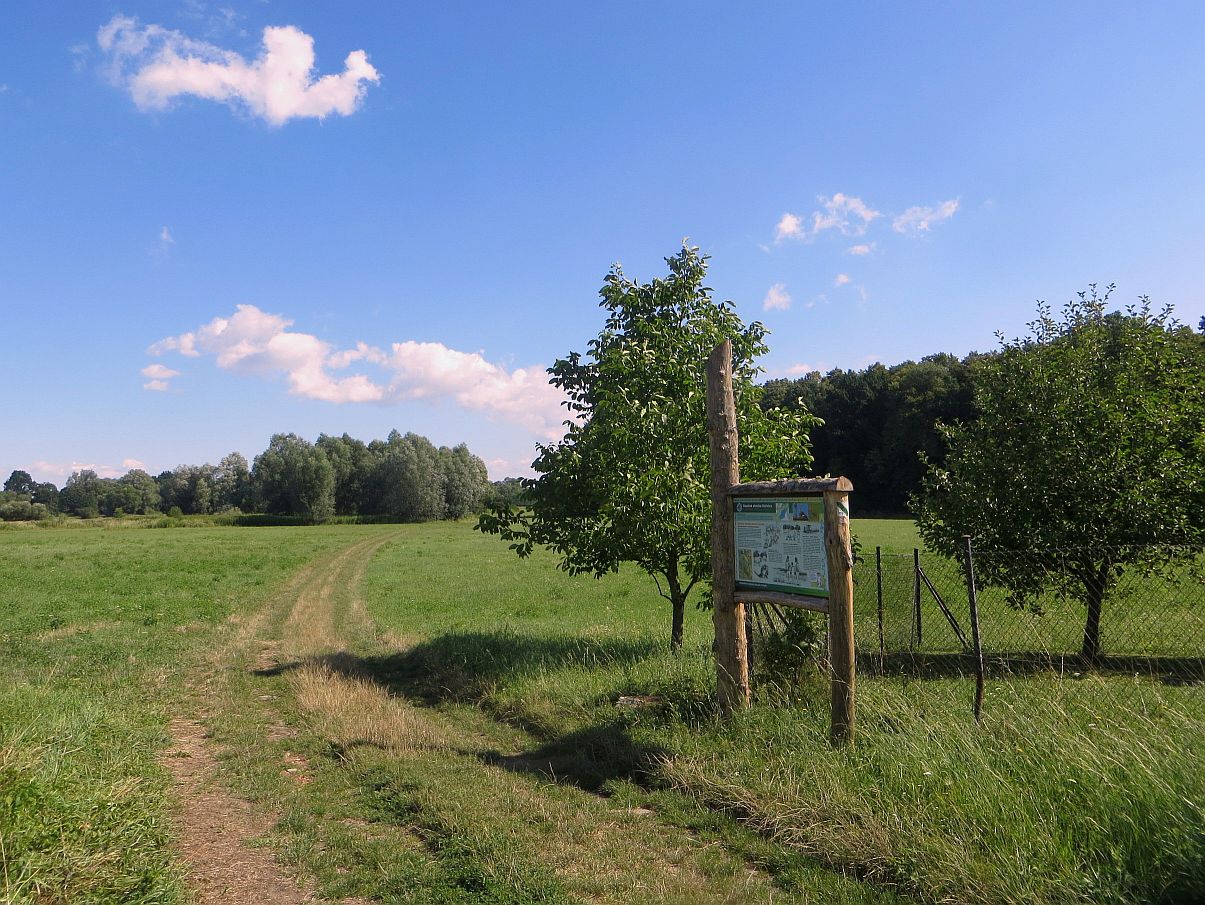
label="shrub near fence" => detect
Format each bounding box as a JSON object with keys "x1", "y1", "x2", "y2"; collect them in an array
[{"x1": 850, "y1": 544, "x2": 1204, "y2": 721}]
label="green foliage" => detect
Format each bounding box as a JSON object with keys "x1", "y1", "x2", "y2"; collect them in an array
[
  {"x1": 3, "y1": 470, "x2": 36, "y2": 496},
  {"x1": 914, "y1": 287, "x2": 1205, "y2": 658},
  {"x1": 252, "y1": 433, "x2": 336, "y2": 522},
  {"x1": 762, "y1": 352, "x2": 978, "y2": 514},
  {"x1": 479, "y1": 245, "x2": 817, "y2": 648}
]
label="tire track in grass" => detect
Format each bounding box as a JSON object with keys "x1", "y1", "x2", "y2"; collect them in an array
[
  {"x1": 164, "y1": 532, "x2": 390, "y2": 905},
  {"x1": 178, "y1": 527, "x2": 895, "y2": 904},
  {"x1": 261, "y1": 531, "x2": 888, "y2": 904}
]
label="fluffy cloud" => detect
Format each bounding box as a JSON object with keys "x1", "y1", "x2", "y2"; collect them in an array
[
  {"x1": 762, "y1": 283, "x2": 792, "y2": 311},
  {"x1": 147, "y1": 305, "x2": 568, "y2": 439},
  {"x1": 834, "y1": 273, "x2": 851, "y2": 287},
  {"x1": 892, "y1": 199, "x2": 960, "y2": 235},
  {"x1": 774, "y1": 213, "x2": 804, "y2": 242},
  {"x1": 97, "y1": 15, "x2": 380, "y2": 126},
  {"x1": 775, "y1": 193, "x2": 881, "y2": 243}
]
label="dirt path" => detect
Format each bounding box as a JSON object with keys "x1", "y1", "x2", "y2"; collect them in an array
[
  {"x1": 161, "y1": 717, "x2": 316, "y2": 905},
  {"x1": 166, "y1": 527, "x2": 882, "y2": 905},
  {"x1": 164, "y1": 532, "x2": 391, "y2": 905}
]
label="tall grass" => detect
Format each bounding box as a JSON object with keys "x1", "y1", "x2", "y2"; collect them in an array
[{"x1": 364, "y1": 520, "x2": 1205, "y2": 905}]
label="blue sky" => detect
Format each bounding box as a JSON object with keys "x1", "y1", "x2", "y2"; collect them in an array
[{"x1": 2, "y1": 2, "x2": 1203, "y2": 482}]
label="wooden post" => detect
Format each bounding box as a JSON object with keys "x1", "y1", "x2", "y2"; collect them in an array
[
  {"x1": 706, "y1": 340, "x2": 749, "y2": 715},
  {"x1": 963, "y1": 535, "x2": 986, "y2": 722},
  {"x1": 824, "y1": 489, "x2": 856, "y2": 745}
]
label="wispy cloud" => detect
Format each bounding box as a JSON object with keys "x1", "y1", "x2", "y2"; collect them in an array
[
  {"x1": 159, "y1": 226, "x2": 174, "y2": 246},
  {"x1": 775, "y1": 193, "x2": 881, "y2": 244},
  {"x1": 892, "y1": 199, "x2": 960, "y2": 235},
  {"x1": 147, "y1": 305, "x2": 568, "y2": 439},
  {"x1": 847, "y1": 243, "x2": 873, "y2": 256},
  {"x1": 834, "y1": 273, "x2": 851, "y2": 287},
  {"x1": 28, "y1": 459, "x2": 140, "y2": 481},
  {"x1": 97, "y1": 15, "x2": 380, "y2": 126},
  {"x1": 762, "y1": 283, "x2": 792, "y2": 311},
  {"x1": 141, "y1": 363, "x2": 180, "y2": 391}
]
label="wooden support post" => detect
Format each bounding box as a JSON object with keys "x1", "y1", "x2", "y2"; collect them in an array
[
  {"x1": 824, "y1": 489, "x2": 856, "y2": 745},
  {"x1": 963, "y1": 535, "x2": 986, "y2": 722},
  {"x1": 706, "y1": 340, "x2": 749, "y2": 715}
]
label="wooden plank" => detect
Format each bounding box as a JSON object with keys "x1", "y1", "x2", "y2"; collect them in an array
[
  {"x1": 731, "y1": 476, "x2": 854, "y2": 496},
  {"x1": 706, "y1": 339, "x2": 749, "y2": 715},
  {"x1": 734, "y1": 590, "x2": 830, "y2": 614},
  {"x1": 824, "y1": 489, "x2": 856, "y2": 745}
]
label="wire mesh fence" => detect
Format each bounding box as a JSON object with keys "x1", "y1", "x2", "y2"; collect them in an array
[{"x1": 849, "y1": 543, "x2": 1205, "y2": 722}]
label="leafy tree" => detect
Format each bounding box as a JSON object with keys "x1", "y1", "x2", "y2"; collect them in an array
[
  {"x1": 117, "y1": 469, "x2": 161, "y2": 514},
  {"x1": 761, "y1": 353, "x2": 976, "y2": 514},
  {"x1": 479, "y1": 246, "x2": 818, "y2": 649},
  {"x1": 3, "y1": 470, "x2": 35, "y2": 496},
  {"x1": 439, "y1": 443, "x2": 491, "y2": 518},
  {"x1": 316, "y1": 433, "x2": 372, "y2": 515},
  {"x1": 32, "y1": 482, "x2": 59, "y2": 514},
  {"x1": 214, "y1": 452, "x2": 251, "y2": 511},
  {"x1": 914, "y1": 287, "x2": 1205, "y2": 660},
  {"x1": 367, "y1": 431, "x2": 446, "y2": 521},
  {"x1": 252, "y1": 433, "x2": 335, "y2": 521},
  {"x1": 60, "y1": 470, "x2": 103, "y2": 518}
]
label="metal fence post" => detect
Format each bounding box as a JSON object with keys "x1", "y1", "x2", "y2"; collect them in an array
[{"x1": 963, "y1": 535, "x2": 986, "y2": 722}]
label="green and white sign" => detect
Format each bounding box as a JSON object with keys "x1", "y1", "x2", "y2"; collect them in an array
[{"x1": 733, "y1": 496, "x2": 828, "y2": 597}]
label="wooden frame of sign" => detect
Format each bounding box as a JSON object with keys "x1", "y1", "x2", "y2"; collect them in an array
[{"x1": 707, "y1": 341, "x2": 856, "y2": 745}]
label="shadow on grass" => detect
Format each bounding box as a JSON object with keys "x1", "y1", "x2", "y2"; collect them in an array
[
  {"x1": 253, "y1": 629, "x2": 674, "y2": 791},
  {"x1": 861, "y1": 650, "x2": 1205, "y2": 684}
]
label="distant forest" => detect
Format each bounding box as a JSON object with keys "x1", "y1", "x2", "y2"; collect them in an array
[
  {"x1": 1, "y1": 431, "x2": 494, "y2": 523},
  {"x1": 760, "y1": 353, "x2": 981, "y2": 516}
]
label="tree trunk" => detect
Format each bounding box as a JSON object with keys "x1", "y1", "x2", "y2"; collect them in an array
[
  {"x1": 666, "y1": 557, "x2": 685, "y2": 652},
  {"x1": 1080, "y1": 563, "x2": 1110, "y2": 662}
]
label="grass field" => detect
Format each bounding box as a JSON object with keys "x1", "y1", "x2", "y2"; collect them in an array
[{"x1": 1, "y1": 519, "x2": 1202, "y2": 904}]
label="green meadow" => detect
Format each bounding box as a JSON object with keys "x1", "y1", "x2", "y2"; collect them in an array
[{"x1": 1, "y1": 520, "x2": 1201, "y2": 904}]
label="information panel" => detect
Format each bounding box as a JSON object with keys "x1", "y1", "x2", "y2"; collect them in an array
[{"x1": 733, "y1": 496, "x2": 828, "y2": 597}]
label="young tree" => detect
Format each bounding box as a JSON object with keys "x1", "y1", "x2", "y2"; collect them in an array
[
  {"x1": 479, "y1": 246, "x2": 817, "y2": 649},
  {"x1": 914, "y1": 287, "x2": 1205, "y2": 660}
]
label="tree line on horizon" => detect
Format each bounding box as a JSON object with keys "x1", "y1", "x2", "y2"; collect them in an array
[
  {"x1": 759, "y1": 352, "x2": 980, "y2": 515},
  {"x1": 0, "y1": 430, "x2": 492, "y2": 523}
]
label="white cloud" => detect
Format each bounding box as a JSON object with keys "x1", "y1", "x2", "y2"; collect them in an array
[
  {"x1": 97, "y1": 15, "x2": 380, "y2": 126},
  {"x1": 834, "y1": 273, "x2": 851, "y2": 287},
  {"x1": 775, "y1": 193, "x2": 880, "y2": 244},
  {"x1": 762, "y1": 283, "x2": 792, "y2": 311},
  {"x1": 148, "y1": 305, "x2": 569, "y2": 439},
  {"x1": 141, "y1": 362, "x2": 179, "y2": 391},
  {"x1": 141, "y1": 363, "x2": 179, "y2": 380},
  {"x1": 774, "y1": 213, "x2": 804, "y2": 242},
  {"x1": 28, "y1": 460, "x2": 133, "y2": 481},
  {"x1": 892, "y1": 198, "x2": 960, "y2": 235},
  {"x1": 160, "y1": 226, "x2": 174, "y2": 246},
  {"x1": 122, "y1": 458, "x2": 146, "y2": 470},
  {"x1": 785, "y1": 363, "x2": 823, "y2": 376},
  {"x1": 847, "y1": 243, "x2": 873, "y2": 256}
]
